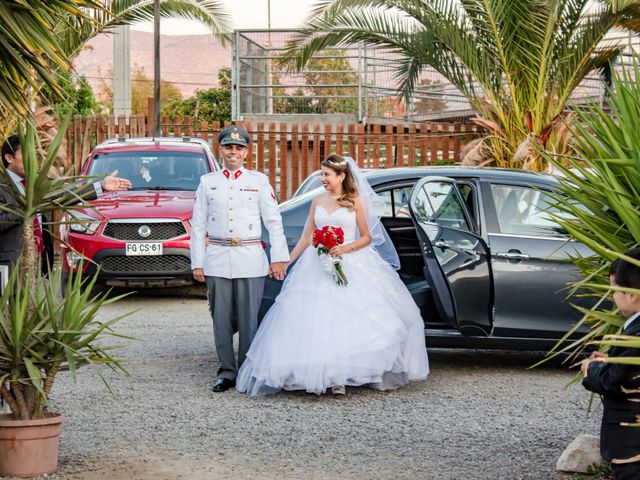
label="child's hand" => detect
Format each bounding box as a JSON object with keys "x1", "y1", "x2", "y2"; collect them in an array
[
  {"x1": 580, "y1": 358, "x2": 592, "y2": 377},
  {"x1": 580, "y1": 353, "x2": 608, "y2": 377}
]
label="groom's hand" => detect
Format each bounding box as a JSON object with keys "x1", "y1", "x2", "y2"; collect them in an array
[
  {"x1": 192, "y1": 268, "x2": 205, "y2": 283},
  {"x1": 269, "y1": 262, "x2": 287, "y2": 281}
]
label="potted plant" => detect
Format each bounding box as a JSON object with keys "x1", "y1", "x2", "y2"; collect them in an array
[
  {"x1": 0, "y1": 261, "x2": 130, "y2": 477},
  {"x1": 0, "y1": 120, "x2": 131, "y2": 477}
]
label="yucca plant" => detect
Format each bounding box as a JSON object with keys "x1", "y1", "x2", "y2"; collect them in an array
[
  {"x1": 0, "y1": 260, "x2": 132, "y2": 420},
  {"x1": 544, "y1": 57, "x2": 640, "y2": 362},
  {"x1": 0, "y1": 116, "x2": 135, "y2": 421},
  {"x1": 0, "y1": 117, "x2": 110, "y2": 289}
]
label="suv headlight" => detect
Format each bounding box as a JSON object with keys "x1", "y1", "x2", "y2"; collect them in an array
[{"x1": 67, "y1": 212, "x2": 101, "y2": 235}]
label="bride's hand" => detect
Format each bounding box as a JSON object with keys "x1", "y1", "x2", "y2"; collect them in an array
[{"x1": 330, "y1": 245, "x2": 348, "y2": 257}]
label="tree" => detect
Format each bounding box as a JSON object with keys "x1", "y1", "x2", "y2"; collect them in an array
[
  {"x1": 39, "y1": 71, "x2": 101, "y2": 117},
  {"x1": 412, "y1": 78, "x2": 447, "y2": 116},
  {"x1": 0, "y1": 1, "x2": 102, "y2": 116},
  {"x1": 218, "y1": 66, "x2": 232, "y2": 89},
  {"x1": 273, "y1": 50, "x2": 360, "y2": 114},
  {"x1": 59, "y1": 0, "x2": 232, "y2": 60},
  {"x1": 0, "y1": 1, "x2": 231, "y2": 119},
  {"x1": 162, "y1": 67, "x2": 232, "y2": 122},
  {"x1": 96, "y1": 65, "x2": 183, "y2": 115},
  {"x1": 286, "y1": 0, "x2": 640, "y2": 170},
  {"x1": 131, "y1": 66, "x2": 183, "y2": 115}
]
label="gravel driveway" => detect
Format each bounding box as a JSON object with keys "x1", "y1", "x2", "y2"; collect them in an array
[{"x1": 38, "y1": 291, "x2": 600, "y2": 480}]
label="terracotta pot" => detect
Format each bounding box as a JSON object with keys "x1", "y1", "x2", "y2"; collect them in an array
[{"x1": 0, "y1": 412, "x2": 63, "y2": 478}]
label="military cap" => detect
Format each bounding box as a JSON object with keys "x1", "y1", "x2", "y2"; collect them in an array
[{"x1": 218, "y1": 126, "x2": 250, "y2": 147}]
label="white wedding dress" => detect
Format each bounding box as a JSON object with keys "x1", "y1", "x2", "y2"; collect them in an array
[{"x1": 236, "y1": 205, "x2": 429, "y2": 396}]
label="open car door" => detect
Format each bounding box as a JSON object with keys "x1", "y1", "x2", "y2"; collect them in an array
[{"x1": 409, "y1": 177, "x2": 493, "y2": 336}]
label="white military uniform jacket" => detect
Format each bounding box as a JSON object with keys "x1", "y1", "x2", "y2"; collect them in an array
[{"x1": 190, "y1": 167, "x2": 290, "y2": 278}]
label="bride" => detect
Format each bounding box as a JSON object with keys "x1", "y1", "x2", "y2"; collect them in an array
[{"x1": 236, "y1": 154, "x2": 429, "y2": 396}]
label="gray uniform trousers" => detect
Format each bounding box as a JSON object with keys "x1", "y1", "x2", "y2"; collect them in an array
[{"x1": 205, "y1": 275, "x2": 265, "y2": 380}]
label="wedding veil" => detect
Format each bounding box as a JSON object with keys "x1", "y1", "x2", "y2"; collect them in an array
[{"x1": 344, "y1": 157, "x2": 400, "y2": 270}]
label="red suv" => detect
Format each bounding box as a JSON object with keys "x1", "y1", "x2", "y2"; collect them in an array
[{"x1": 61, "y1": 137, "x2": 219, "y2": 289}]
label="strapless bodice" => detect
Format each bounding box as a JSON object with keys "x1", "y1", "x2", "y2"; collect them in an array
[{"x1": 314, "y1": 205, "x2": 357, "y2": 242}]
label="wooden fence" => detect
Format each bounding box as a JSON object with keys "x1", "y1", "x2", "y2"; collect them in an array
[{"x1": 66, "y1": 114, "x2": 480, "y2": 200}]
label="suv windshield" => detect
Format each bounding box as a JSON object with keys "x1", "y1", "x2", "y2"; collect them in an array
[{"x1": 88, "y1": 150, "x2": 211, "y2": 191}]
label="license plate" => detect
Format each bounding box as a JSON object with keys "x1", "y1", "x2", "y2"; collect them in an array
[{"x1": 125, "y1": 242, "x2": 163, "y2": 256}]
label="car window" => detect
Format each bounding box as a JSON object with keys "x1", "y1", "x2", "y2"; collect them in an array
[
  {"x1": 490, "y1": 184, "x2": 570, "y2": 237},
  {"x1": 413, "y1": 181, "x2": 470, "y2": 230},
  {"x1": 88, "y1": 151, "x2": 211, "y2": 191},
  {"x1": 376, "y1": 186, "x2": 414, "y2": 218},
  {"x1": 377, "y1": 190, "x2": 394, "y2": 217},
  {"x1": 294, "y1": 172, "x2": 323, "y2": 196},
  {"x1": 457, "y1": 183, "x2": 477, "y2": 227}
]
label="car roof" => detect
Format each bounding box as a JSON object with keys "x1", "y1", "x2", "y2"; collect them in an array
[
  {"x1": 304, "y1": 165, "x2": 558, "y2": 185},
  {"x1": 92, "y1": 137, "x2": 214, "y2": 154},
  {"x1": 361, "y1": 165, "x2": 557, "y2": 184}
]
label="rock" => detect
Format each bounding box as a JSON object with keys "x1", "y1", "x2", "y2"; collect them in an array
[{"x1": 556, "y1": 434, "x2": 604, "y2": 473}]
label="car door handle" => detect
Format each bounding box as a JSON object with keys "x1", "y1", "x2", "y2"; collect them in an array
[
  {"x1": 389, "y1": 226, "x2": 416, "y2": 233},
  {"x1": 434, "y1": 240, "x2": 449, "y2": 250},
  {"x1": 496, "y1": 252, "x2": 530, "y2": 260}
]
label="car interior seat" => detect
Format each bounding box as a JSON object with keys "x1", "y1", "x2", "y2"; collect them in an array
[{"x1": 499, "y1": 190, "x2": 521, "y2": 229}]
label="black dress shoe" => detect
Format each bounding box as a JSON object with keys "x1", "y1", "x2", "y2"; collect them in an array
[{"x1": 212, "y1": 378, "x2": 236, "y2": 392}]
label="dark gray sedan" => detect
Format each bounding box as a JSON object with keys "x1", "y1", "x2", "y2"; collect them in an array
[{"x1": 262, "y1": 167, "x2": 592, "y2": 350}]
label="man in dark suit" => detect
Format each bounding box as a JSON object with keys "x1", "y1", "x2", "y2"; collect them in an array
[
  {"x1": 0, "y1": 134, "x2": 132, "y2": 274},
  {"x1": 582, "y1": 246, "x2": 640, "y2": 480}
]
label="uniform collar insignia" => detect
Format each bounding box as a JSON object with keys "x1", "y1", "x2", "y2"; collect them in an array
[{"x1": 223, "y1": 168, "x2": 243, "y2": 180}]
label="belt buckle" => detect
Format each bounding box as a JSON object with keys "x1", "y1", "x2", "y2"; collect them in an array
[{"x1": 230, "y1": 237, "x2": 241, "y2": 247}]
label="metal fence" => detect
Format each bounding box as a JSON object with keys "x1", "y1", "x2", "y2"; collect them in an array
[
  {"x1": 232, "y1": 30, "x2": 476, "y2": 123},
  {"x1": 232, "y1": 29, "x2": 640, "y2": 123}
]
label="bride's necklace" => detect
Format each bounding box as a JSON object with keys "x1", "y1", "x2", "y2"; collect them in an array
[{"x1": 329, "y1": 193, "x2": 342, "y2": 199}]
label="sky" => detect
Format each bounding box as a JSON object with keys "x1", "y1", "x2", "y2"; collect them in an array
[{"x1": 132, "y1": 0, "x2": 316, "y2": 35}]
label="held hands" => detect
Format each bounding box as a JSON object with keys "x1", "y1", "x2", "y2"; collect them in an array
[
  {"x1": 269, "y1": 262, "x2": 288, "y2": 281},
  {"x1": 192, "y1": 268, "x2": 205, "y2": 283},
  {"x1": 580, "y1": 351, "x2": 608, "y2": 377},
  {"x1": 101, "y1": 170, "x2": 133, "y2": 192}
]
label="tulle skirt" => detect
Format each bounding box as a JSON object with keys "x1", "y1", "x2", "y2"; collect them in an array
[{"x1": 236, "y1": 245, "x2": 429, "y2": 396}]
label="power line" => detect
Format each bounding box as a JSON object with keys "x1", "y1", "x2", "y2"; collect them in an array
[{"x1": 82, "y1": 75, "x2": 223, "y2": 88}]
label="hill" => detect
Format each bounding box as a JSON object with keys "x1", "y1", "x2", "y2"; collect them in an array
[{"x1": 73, "y1": 30, "x2": 230, "y2": 98}]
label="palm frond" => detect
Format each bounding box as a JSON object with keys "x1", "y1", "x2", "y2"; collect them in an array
[
  {"x1": 286, "y1": 0, "x2": 640, "y2": 168},
  {"x1": 60, "y1": 0, "x2": 232, "y2": 59}
]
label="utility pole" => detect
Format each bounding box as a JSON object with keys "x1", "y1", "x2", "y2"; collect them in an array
[
  {"x1": 153, "y1": 0, "x2": 161, "y2": 136},
  {"x1": 113, "y1": 25, "x2": 131, "y2": 117},
  {"x1": 267, "y1": 0, "x2": 273, "y2": 115}
]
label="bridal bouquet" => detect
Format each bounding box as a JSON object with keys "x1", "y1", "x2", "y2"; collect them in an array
[{"x1": 312, "y1": 225, "x2": 348, "y2": 286}]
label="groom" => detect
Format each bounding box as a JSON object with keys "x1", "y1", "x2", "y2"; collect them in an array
[{"x1": 191, "y1": 126, "x2": 289, "y2": 392}]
